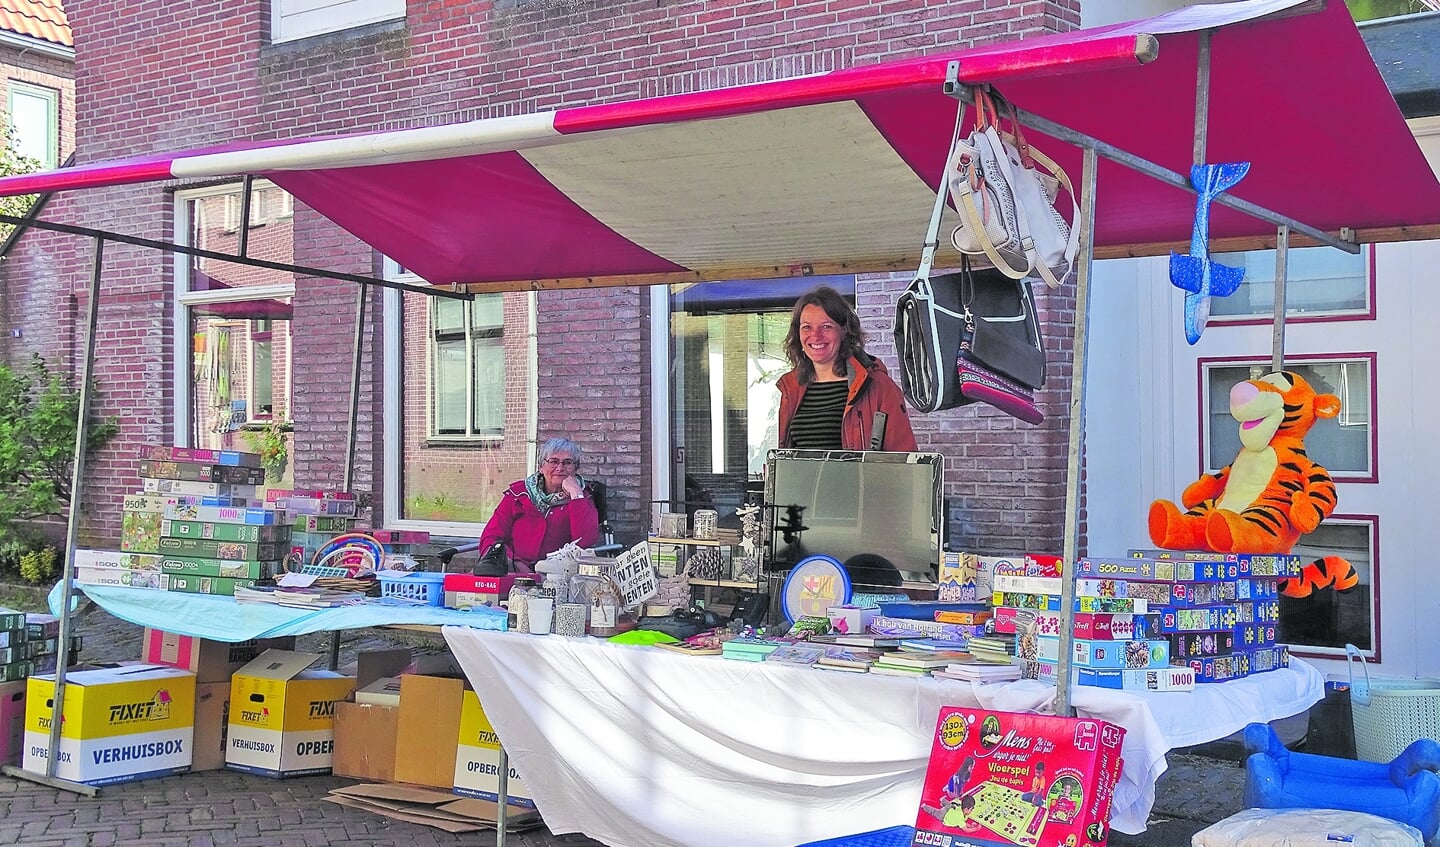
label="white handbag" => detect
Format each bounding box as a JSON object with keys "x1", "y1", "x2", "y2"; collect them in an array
[
  {"x1": 993, "y1": 98, "x2": 1079, "y2": 288},
  {"x1": 947, "y1": 91, "x2": 1029, "y2": 279},
  {"x1": 949, "y1": 89, "x2": 1079, "y2": 288}
]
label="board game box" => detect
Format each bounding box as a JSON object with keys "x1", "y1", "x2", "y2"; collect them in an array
[{"x1": 914, "y1": 707, "x2": 1125, "y2": 847}]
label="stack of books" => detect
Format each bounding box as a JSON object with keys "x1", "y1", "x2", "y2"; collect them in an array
[
  {"x1": 870, "y1": 650, "x2": 969, "y2": 677},
  {"x1": 815, "y1": 646, "x2": 881, "y2": 673},
  {"x1": 233, "y1": 584, "x2": 365, "y2": 609},
  {"x1": 966, "y1": 633, "x2": 1018, "y2": 663},
  {"x1": 933, "y1": 656, "x2": 1023, "y2": 684}
]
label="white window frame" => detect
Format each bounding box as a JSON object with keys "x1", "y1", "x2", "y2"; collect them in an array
[
  {"x1": 1206, "y1": 245, "x2": 1373, "y2": 324},
  {"x1": 429, "y1": 293, "x2": 505, "y2": 440},
  {"x1": 381, "y1": 258, "x2": 539, "y2": 536},
  {"x1": 1200, "y1": 355, "x2": 1377, "y2": 483},
  {"x1": 172, "y1": 182, "x2": 297, "y2": 444},
  {"x1": 1285, "y1": 514, "x2": 1380, "y2": 661},
  {"x1": 272, "y1": 0, "x2": 405, "y2": 44},
  {"x1": 7, "y1": 81, "x2": 58, "y2": 170}
]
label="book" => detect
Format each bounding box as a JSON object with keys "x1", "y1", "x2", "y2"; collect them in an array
[
  {"x1": 864, "y1": 665, "x2": 933, "y2": 677},
  {"x1": 817, "y1": 646, "x2": 881, "y2": 670},
  {"x1": 898, "y1": 638, "x2": 969, "y2": 652},
  {"x1": 814, "y1": 662, "x2": 870, "y2": 673},
  {"x1": 765, "y1": 644, "x2": 826, "y2": 665},
  {"x1": 654, "y1": 641, "x2": 722, "y2": 656},
  {"x1": 874, "y1": 650, "x2": 970, "y2": 669},
  {"x1": 830, "y1": 634, "x2": 904, "y2": 648}
]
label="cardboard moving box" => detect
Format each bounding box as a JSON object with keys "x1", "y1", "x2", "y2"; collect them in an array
[
  {"x1": 332, "y1": 701, "x2": 399, "y2": 782},
  {"x1": 142, "y1": 629, "x2": 296, "y2": 682},
  {"x1": 453, "y1": 689, "x2": 535, "y2": 807},
  {"x1": 23, "y1": 664, "x2": 196, "y2": 786},
  {"x1": 191, "y1": 681, "x2": 231, "y2": 771},
  {"x1": 225, "y1": 649, "x2": 355, "y2": 778},
  {"x1": 394, "y1": 674, "x2": 466, "y2": 789},
  {"x1": 0, "y1": 678, "x2": 25, "y2": 765}
]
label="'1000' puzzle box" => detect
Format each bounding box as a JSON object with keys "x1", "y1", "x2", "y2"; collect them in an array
[{"x1": 913, "y1": 707, "x2": 1125, "y2": 847}]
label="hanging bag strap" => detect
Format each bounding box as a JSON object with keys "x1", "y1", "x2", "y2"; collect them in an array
[{"x1": 896, "y1": 94, "x2": 971, "y2": 412}]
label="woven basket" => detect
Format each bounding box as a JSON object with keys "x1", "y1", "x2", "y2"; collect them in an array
[{"x1": 1346, "y1": 644, "x2": 1440, "y2": 763}]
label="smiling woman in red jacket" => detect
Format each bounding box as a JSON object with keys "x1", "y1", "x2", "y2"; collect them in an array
[
  {"x1": 477, "y1": 437, "x2": 601, "y2": 573},
  {"x1": 777, "y1": 286, "x2": 917, "y2": 452}
]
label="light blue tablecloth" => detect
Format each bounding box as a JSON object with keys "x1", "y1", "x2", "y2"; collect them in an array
[{"x1": 48, "y1": 581, "x2": 507, "y2": 641}]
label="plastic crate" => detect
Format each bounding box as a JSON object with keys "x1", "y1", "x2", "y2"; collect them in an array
[
  {"x1": 377, "y1": 570, "x2": 446, "y2": 606},
  {"x1": 795, "y1": 826, "x2": 914, "y2": 847},
  {"x1": 1347, "y1": 644, "x2": 1440, "y2": 762}
]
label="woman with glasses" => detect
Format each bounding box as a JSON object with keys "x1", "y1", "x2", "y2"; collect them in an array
[{"x1": 476, "y1": 437, "x2": 601, "y2": 574}]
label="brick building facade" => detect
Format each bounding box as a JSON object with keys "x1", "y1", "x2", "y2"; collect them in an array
[{"x1": 0, "y1": 0, "x2": 1083, "y2": 554}]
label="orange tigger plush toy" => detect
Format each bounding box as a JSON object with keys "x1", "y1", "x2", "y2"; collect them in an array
[{"x1": 1148, "y1": 370, "x2": 1357, "y2": 598}]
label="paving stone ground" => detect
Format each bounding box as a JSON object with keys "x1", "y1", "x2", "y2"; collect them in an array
[{"x1": 0, "y1": 598, "x2": 1250, "y2": 846}]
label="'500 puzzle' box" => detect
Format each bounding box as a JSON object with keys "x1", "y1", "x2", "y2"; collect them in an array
[{"x1": 913, "y1": 707, "x2": 1125, "y2": 847}]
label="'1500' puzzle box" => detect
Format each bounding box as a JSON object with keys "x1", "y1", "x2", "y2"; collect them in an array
[{"x1": 913, "y1": 707, "x2": 1125, "y2": 847}]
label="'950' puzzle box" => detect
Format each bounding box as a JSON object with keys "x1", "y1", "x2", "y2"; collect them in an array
[{"x1": 913, "y1": 707, "x2": 1125, "y2": 847}]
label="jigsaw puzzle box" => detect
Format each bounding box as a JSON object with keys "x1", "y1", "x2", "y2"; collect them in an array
[{"x1": 913, "y1": 707, "x2": 1125, "y2": 847}]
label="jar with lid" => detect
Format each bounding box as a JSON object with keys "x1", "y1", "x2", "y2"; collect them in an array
[
  {"x1": 588, "y1": 578, "x2": 623, "y2": 637},
  {"x1": 508, "y1": 576, "x2": 538, "y2": 633},
  {"x1": 542, "y1": 571, "x2": 569, "y2": 604}
]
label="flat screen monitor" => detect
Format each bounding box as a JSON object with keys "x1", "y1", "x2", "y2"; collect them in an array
[{"x1": 764, "y1": 449, "x2": 943, "y2": 586}]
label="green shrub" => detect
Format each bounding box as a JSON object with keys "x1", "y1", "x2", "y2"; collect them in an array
[{"x1": 18, "y1": 546, "x2": 57, "y2": 584}]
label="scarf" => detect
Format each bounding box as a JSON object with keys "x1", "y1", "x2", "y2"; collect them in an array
[{"x1": 524, "y1": 471, "x2": 587, "y2": 518}]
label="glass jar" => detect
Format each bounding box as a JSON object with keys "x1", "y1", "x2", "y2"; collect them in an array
[
  {"x1": 542, "y1": 571, "x2": 570, "y2": 604},
  {"x1": 508, "y1": 576, "x2": 537, "y2": 633},
  {"x1": 589, "y1": 578, "x2": 622, "y2": 637},
  {"x1": 568, "y1": 572, "x2": 602, "y2": 608}
]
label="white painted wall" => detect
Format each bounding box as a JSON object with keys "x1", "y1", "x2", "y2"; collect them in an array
[
  {"x1": 1085, "y1": 120, "x2": 1440, "y2": 680},
  {"x1": 1081, "y1": 0, "x2": 1191, "y2": 26}
]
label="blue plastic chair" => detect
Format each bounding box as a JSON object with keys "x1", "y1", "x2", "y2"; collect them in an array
[{"x1": 1243, "y1": 722, "x2": 1440, "y2": 842}]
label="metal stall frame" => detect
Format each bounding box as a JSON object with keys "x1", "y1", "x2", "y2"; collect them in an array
[
  {"x1": 0, "y1": 0, "x2": 1430, "y2": 839},
  {"x1": 0, "y1": 195, "x2": 471, "y2": 796}
]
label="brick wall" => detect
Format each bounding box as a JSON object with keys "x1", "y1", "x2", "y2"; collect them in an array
[{"x1": 5, "y1": 0, "x2": 1082, "y2": 551}]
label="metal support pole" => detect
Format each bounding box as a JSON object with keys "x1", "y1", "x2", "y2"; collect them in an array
[
  {"x1": 343, "y1": 282, "x2": 367, "y2": 492},
  {"x1": 327, "y1": 281, "x2": 369, "y2": 671},
  {"x1": 237, "y1": 175, "x2": 255, "y2": 258},
  {"x1": 1192, "y1": 31, "x2": 1211, "y2": 167},
  {"x1": 496, "y1": 746, "x2": 510, "y2": 847},
  {"x1": 4, "y1": 237, "x2": 107, "y2": 796},
  {"x1": 1054, "y1": 146, "x2": 1100, "y2": 718},
  {"x1": 1271, "y1": 225, "x2": 1290, "y2": 373}
]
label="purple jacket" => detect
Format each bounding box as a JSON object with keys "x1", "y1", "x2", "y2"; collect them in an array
[{"x1": 478, "y1": 479, "x2": 601, "y2": 572}]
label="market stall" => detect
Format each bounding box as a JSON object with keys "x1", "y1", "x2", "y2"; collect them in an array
[{"x1": 0, "y1": 0, "x2": 1436, "y2": 839}]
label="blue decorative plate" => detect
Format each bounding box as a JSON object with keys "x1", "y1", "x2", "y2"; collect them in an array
[{"x1": 780, "y1": 555, "x2": 852, "y2": 623}]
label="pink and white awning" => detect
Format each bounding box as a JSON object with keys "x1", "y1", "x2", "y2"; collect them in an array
[{"x1": 0, "y1": 0, "x2": 1435, "y2": 289}]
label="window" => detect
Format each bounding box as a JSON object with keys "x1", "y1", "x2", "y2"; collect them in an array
[
  {"x1": 176, "y1": 182, "x2": 295, "y2": 465},
  {"x1": 1203, "y1": 356, "x2": 1375, "y2": 481},
  {"x1": 1207, "y1": 246, "x2": 1370, "y2": 321},
  {"x1": 7, "y1": 82, "x2": 58, "y2": 170},
  {"x1": 431, "y1": 295, "x2": 504, "y2": 438},
  {"x1": 384, "y1": 260, "x2": 535, "y2": 532},
  {"x1": 272, "y1": 0, "x2": 405, "y2": 43},
  {"x1": 1281, "y1": 516, "x2": 1379, "y2": 658}
]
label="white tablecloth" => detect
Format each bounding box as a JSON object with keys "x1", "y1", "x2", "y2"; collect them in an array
[{"x1": 443, "y1": 627, "x2": 1323, "y2": 847}]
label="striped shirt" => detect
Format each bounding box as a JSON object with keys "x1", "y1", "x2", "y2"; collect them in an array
[{"x1": 789, "y1": 380, "x2": 848, "y2": 449}]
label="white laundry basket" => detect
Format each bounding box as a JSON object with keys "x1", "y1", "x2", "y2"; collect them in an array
[{"x1": 1346, "y1": 644, "x2": 1440, "y2": 763}]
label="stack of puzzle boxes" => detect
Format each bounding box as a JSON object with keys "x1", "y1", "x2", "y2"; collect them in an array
[
  {"x1": 986, "y1": 549, "x2": 1296, "y2": 691},
  {"x1": 0, "y1": 609, "x2": 71, "y2": 765},
  {"x1": 1067, "y1": 549, "x2": 1297, "y2": 690},
  {"x1": 988, "y1": 555, "x2": 1173, "y2": 686},
  {"x1": 75, "y1": 446, "x2": 280, "y2": 595}
]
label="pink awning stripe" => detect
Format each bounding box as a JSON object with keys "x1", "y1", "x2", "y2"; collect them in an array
[
  {"x1": 0, "y1": 156, "x2": 177, "y2": 195},
  {"x1": 552, "y1": 34, "x2": 1155, "y2": 137}
]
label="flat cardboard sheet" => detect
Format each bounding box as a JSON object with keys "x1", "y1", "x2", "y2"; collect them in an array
[{"x1": 327, "y1": 782, "x2": 540, "y2": 833}]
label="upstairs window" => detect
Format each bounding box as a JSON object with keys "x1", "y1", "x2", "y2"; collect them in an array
[
  {"x1": 8, "y1": 82, "x2": 58, "y2": 170},
  {"x1": 272, "y1": 0, "x2": 404, "y2": 43}
]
